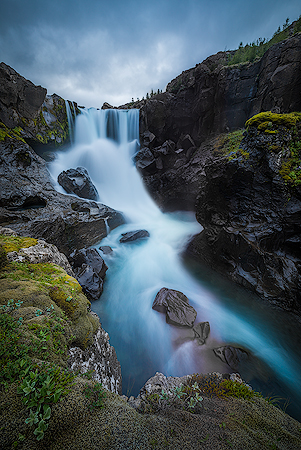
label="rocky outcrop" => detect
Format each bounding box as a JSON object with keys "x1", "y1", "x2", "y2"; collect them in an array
[
  {"x1": 0, "y1": 62, "x2": 77, "y2": 149},
  {"x1": 152, "y1": 287, "x2": 197, "y2": 327},
  {"x1": 186, "y1": 115, "x2": 301, "y2": 313},
  {"x1": 68, "y1": 324, "x2": 122, "y2": 394},
  {"x1": 58, "y1": 167, "x2": 99, "y2": 201},
  {"x1": 0, "y1": 138, "x2": 124, "y2": 256},
  {"x1": 135, "y1": 33, "x2": 301, "y2": 211}
]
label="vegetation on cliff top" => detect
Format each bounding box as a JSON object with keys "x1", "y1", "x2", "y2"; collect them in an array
[{"x1": 228, "y1": 15, "x2": 301, "y2": 65}]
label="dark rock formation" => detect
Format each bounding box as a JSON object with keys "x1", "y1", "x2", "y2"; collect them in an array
[
  {"x1": 186, "y1": 118, "x2": 301, "y2": 312},
  {"x1": 193, "y1": 321, "x2": 210, "y2": 345},
  {"x1": 99, "y1": 245, "x2": 113, "y2": 255},
  {"x1": 213, "y1": 346, "x2": 249, "y2": 371},
  {"x1": 152, "y1": 287, "x2": 197, "y2": 327},
  {"x1": 119, "y1": 229, "x2": 150, "y2": 243},
  {"x1": 135, "y1": 33, "x2": 301, "y2": 211},
  {"x1": 0, "y1": 62, "x2": 76, "y2": 148},
  {"x1": 58, "y1": 167, "x2": 99, "y2": 200},
  {"x1": 69, "y1": 248, "x2": 108, "y2": 300},
  {"x1": 0, "y1": 62, "x2": 46, "y2": 129},
  {"x1": 0, "y1": 138, "x2": 124, "y2": 256}
]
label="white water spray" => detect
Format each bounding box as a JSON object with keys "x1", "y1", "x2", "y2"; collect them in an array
[{"x1": 49, "y1": 108, "x2": 301, "y2": 415}]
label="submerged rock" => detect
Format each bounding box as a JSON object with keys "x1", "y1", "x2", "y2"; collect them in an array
[
  {"x1": 193, "y1": 321, "x2": 210, "y2": 345},
  {"x1": 58, "y1": 166, "x2": 99, "y2": 200},
  {"x1": 213, "y1": 345, "x2": 249, "y2": 371},
  {"x1": 119, "y1": 229, "x2": 150, "y2": 243},
  {"x1": 152, "y1": 287, "x2": 197, "y2": 327}
]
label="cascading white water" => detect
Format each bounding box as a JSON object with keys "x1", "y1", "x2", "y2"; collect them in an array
[{"x1": 49, "y1": 108, "x2": 301, "y2": 418}]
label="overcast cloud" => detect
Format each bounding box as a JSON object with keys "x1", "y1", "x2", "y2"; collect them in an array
[{"x1": 0, "y1": 0, "x2": 300, "y2": 108}]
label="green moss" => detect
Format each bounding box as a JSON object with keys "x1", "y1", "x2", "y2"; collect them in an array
[
  {"x1": 0, "y1": 122, "x2": 26, "y2": 143},
  {"x1": 214, "y1": 129, "x2": 248, "y2": 160},
  {"x1": 246, "y1": 112, "x2": 301, "y2": 130},
  {"x1": 0, "y1": 244, "x2": 7, "y2": 269},
  {"x1": 49, "y1": 286, "x2": 78, "y2": 318},
  {"x1": 0, "y1": 235, "x2": 38, "y2": 253}
]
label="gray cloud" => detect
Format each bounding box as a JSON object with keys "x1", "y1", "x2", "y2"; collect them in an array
[{"x1": 0, "y1": 0, "x2": 300, "y2": 107}]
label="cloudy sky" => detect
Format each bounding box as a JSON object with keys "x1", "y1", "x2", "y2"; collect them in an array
[{"x1": 0, "y1": 0, "x2": 300, "y2": 108}]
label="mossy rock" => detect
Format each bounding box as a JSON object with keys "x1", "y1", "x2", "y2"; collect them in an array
[
  {"x1": 246, "y1": 112, "x2": 301, "y2": 130},
  {"x1": 0, "y1": 235, "x2": 38, "y2": 253},
  {"x1": 0, "y1": 244, "x2": 7, "y2": 269}
]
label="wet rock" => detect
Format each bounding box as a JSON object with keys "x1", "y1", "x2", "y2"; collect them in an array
[
  {"x1": 74, "y1": 264, "x2": 104, "y2": 301},
  {"x1": 69, "y1": 248, "x2": 108, "y2": 279},
  {"x1": 69, "y1": 248, "x2": 108, "y2": 301},
  {"x1": 193, "y1": 321, "x2": 210, "y2": 345},
  {"x1": 99, "y1": 246, "x2": 113, "y2": 255},
  {"x1": 152, "y1": 287, "x2": 197, "y2": 327},
  {"x1": 213, "y1": 346, "x2": 249, "y2": 371},
  {"x1": 119, "y1": 229, "x2": 150, "y2": 243},
  {"x1": 68, "y1": 324, "x2": 122, "y2": 394},
  {"x1": 58, "y1": 167, "x2": 99, "y2": 200}
]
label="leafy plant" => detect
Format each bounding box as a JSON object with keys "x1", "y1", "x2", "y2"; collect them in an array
[{"x1": 84, "y1": 382, "x2": 107, "y2": 410}]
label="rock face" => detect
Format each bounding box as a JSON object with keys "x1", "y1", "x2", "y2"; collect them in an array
[
  {"x1": 186, "y1": 118, "x2": 301, "y2": 312},
  {"x1": 0, "y1": 138, "x2": 124, "y2": 256},
  {"x1": 68, "y1": 324, "x2": 122, "y2": 394},
  {"x1": 58, "y1": 167, "x2": 99, "y2": 201},
  {"x1": 69, "y1": 248, "x2": 108, "y2": 301},
  {"x1": 0, "y1": 62, "x2": 46, "y2": 129},
  {"x1": 152, "y1": 287, "x2": 197, "y2": 327},
  {"x1": 135, "y1": 33, "x2": 301, "y2": 210}
]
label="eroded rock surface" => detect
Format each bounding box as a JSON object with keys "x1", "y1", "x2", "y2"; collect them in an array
[
  {"x1": 119, "y1": 229, "x2": 150, "y2": 243},
  {"x1": 68, "y1": 324, "x2": 122, "y2": 394},
  {"x1": 58, "y1": 167, "x2": 99, "y2": 200},
  {"x1": 152, "y1": 287, "x2": 197, "y2": 327}
]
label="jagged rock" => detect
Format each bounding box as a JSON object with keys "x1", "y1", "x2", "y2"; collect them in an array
[
  {"x1": 58, "y1": 167, "x2": 99, "y2": 201},
  {"x1": 119, "y1": 229, "x2": 150, "y2": 243},
  {"x1": 69, "y1": 248, "x2": 108, "y2": 301},
  {"x1": 137, "y1": 34, "x2": 301, "y2": 211},
  {"x1": 74, "y1": 264, "x2": 104, "y2": 301},
  {"x1": 6, "y1": 238, "x2": 74, "y2": 276},
  {"x1": 152, "y1": 287, "x2": 197, "y2": 327},
  {"x1": 68, "y1": 324, "x2": 122, "y2": 394},
  {"x1": 193, "y1": 321, "x2": 210, "y2": 345},
  {"x1": 69, "y1": 248, "x2": 108, "y2": 279},
  {"x1": 213, "y1": 346, "x2": 249, "y2": 371},
  {"x1": 0, "y1": 62, "x2": 46, "y2": 129}
]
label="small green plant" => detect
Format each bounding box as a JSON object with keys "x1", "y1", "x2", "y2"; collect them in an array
[
  {"x1": 18, "y1": 365, "x2": 76, "y2": 440},
  {"x1": 84, "y1": 382, "x2": 107, "y2": 410}
]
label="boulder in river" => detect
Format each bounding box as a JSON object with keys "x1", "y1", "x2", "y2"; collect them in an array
[
  {"x1": 69, "y1": 248, "x2": 108, "y2": 301},
  {"x1": 152, "y1": 287, "x2": 197, "y2": 327},
  {"x1": 119, "y1": 229, "x2": 150, "y2": 243},
  {"x1": 193, "y1": 321, "x2": 210, "y2": 345},
  {"x1": 58, "y1": 167, "x2": 99, "y2": 200},
  {"x1": 213, "y1": 345, "x2": 249, "y2": 371}
]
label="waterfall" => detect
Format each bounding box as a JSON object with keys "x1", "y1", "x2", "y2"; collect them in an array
[
  {"x1": 49, "y1": 108, "x2": 301, "y2": 419},
  {"x1": 65, "y1": 100, "x2": 76, "y2": 145}
]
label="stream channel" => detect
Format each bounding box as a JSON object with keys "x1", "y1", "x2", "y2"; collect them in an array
[{"x1": 49, "y1": 107, "x2": 301, "y2": 421}]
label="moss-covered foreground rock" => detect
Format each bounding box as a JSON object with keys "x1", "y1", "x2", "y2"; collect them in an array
[{"x1": 0, "y1": 233, "x2": 300, "y2": 449}]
